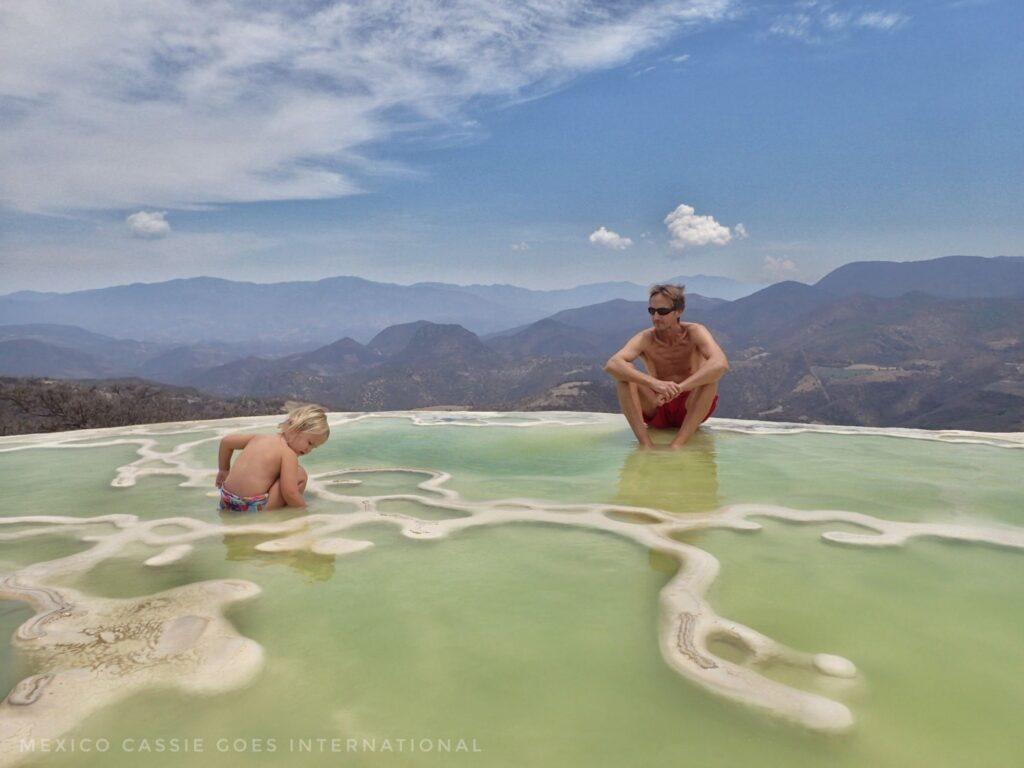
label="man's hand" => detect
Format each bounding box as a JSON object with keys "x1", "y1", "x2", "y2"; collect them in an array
[
  {"x1": 650, "y1": 379, "x2": 683, "y2": 404},
  {"x1": 215, "y1": 469, "x2": 228, "y2": 488}
]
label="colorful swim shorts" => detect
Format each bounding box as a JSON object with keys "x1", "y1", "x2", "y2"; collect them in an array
[
  {"x1": 219, "y1": 487, "x2": 270, "y2": 513},
  {"x1": 643, "y1": 390, "x2": 719, "y2": 430}
]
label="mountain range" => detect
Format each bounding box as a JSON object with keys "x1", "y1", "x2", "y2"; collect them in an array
[
  {"x1": 0, "y1": 273, "x2": 763, "y2": 349},
  {"x1": 1, "y1": 255, "x2": 1022, "y2": 432}
]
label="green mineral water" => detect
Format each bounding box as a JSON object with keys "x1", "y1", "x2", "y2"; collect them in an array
[{"x1": 0, "y1": 413, "x2": 1021, "y2": 767}]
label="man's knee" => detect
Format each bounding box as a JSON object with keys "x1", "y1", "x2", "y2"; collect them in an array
[{"x1": 693, "y1": 380, "x2": 718, "y2": 397}]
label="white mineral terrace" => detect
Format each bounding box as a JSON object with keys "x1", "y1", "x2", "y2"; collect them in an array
[{"x1": 0, "y1": 413, "x2": 1022, "y2": 765}]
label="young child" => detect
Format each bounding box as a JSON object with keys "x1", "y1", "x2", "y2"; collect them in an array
[{"x1": 215, "y1": 405, "x2": 330, "y2": 512}]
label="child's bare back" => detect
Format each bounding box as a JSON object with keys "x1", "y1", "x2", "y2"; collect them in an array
[{"x1": 216, "y1": 406, "x2": 330, "y2": 512}]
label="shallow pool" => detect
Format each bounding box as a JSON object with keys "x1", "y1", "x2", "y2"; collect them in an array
[{"x1": 0, "y1": 413, "x2": 1021, "y2": 767}]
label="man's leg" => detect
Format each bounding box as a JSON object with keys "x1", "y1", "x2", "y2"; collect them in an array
[
  {"x1": 668, "y1": 381, "x2": 719, "y2": 449},
  {"x1": 615, "y1": 380, "x2": 659, "y2": 449}
]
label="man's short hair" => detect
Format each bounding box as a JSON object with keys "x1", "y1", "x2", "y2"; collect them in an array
[{"x1": 648, "y1": 283, "x2": 686, "y2": 313}]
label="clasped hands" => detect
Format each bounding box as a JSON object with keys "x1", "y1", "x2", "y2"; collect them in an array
[{"x1": 650, "y1": 378, "x2": 689, "y2": 405}]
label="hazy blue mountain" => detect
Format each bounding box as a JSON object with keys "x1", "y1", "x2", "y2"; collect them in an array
[
  {"x1": 400, "y1": 323, "x2": 501, "y2": 366},
  {"x1": 0, "y1": 323, "x2": 159, "y2": 365},
  {"x1": 0, "y1": 323, "x2": 260, "y2": 385},
  {"x1": 715, "y1": 292, "x2": 1024, "y2": 431},
  {"x1": 0, "y1": 339, "x2": 115, "y2": 378},
  {"x1": 411, "y1": 280, "x2": 642, "y2": 316},
  {"x1": 186, "y1": 356, "x2": 278, "y2": 397},
  {"x1": 487, "y1": 318, "x2": 608, "y2": 359},
  {"x1": 814, "y1": 255, "x2": 1024, "y2": 298},
  {"x1": 662, "y1": 274, "x2": 767, "y2": 301},
  {"x1": 367, "y1": 321, "x2": 436, "y2": 356},
  {"x1": 0, "y1": 276, "x2": 492, "y2": 347},
  {"x1": 277, "y1": 338, "x2": 382, "y2": 374},
  {"x1": 545, "y1": 294, "x2": 725, "y2": 334},
  {"x1": 487, "y1": 294, "x2": 725, "y2": 345},
  {"x1": 701, "y1": 281, "x2": 838, "y2": 348},
  {"x1": 135, "y1": 345, "x2": 242, "y2": 386},
  {"x1": 0, "y1": 273, "x2": 758, "y2": 348}
]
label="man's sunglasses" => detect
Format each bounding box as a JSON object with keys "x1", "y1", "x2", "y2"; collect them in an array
[{"x1": 647, "y1": 307, "x2": 675, "y2": 316}]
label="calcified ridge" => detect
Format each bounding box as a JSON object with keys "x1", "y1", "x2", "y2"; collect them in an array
[{"x1": 0, "y1": 414, "x2": 1022, "y2": 762}]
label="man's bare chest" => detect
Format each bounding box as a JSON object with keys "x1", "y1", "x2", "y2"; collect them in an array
[{"x1": 643, "y1": 337, "x2": 700, "y2": 379}]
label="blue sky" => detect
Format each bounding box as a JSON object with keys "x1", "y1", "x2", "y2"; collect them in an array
[{"x1": 1, "y1": 0, "x2": 1020, "y2": 292}]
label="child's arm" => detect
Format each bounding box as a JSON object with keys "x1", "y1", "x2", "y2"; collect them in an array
[
  {"x1": 278, "y1": 449, "x2": 307, "y2": 508},
  {"x1": 216, "y1": 433, "x2": 256, "y2": 487}
]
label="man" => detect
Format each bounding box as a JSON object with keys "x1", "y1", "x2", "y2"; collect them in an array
[{"x1": 604, "y1": 284, "x2": 729, "y2": 449}]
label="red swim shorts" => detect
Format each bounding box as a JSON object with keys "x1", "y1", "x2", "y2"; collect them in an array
[{"x1": 643, "y1": 390, "x2": 719, "y2": 429}]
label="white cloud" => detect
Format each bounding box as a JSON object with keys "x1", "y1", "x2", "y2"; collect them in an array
[
  {"x1": 823, "y1": 11, "x2": 853, "y2": 30},
  {"x1": 769, "y1": 4, "x2": 910, "y2": 42},
  {"x1": 856, "y1": 11, "x2": 908, "y2": 30},
  {"x1": 734, "y1": 222, "x2": 749, "y2": 239},
  {"x1": 510, "y1": 241, "x2": 530, "y2": 252},
  {"x1": 664, "y1": 203, "x2": 732, "y2": 250},
  {"x1": 762, "y1": 255, "x2": 798, "y2": 281},
  {"x1": 769, "y1": 13, "x2": 815, "y2": 41},
  {"x1": 126, "y1": 210, "x2": 170, "y2": 238},
  {"x1": 589, "y1": 226, "x2": 633, "y2": 250},
  {"x1": 0, "y1": 0, "x2": 734, "y2": 211}
]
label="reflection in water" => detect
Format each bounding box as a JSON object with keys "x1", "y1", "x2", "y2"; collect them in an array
[
  {"x1": 614, "y1": 435, "x2": 721, "y2": 572},
  {"x1": 614, "y1": 433, "x2": 720, "y2": 517},
  {"x1": 219, "y1": 510, "x2": 336, "y2": 583}
]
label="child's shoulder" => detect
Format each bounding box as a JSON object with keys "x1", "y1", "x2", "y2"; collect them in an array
[{"x1": 240, "y1": 434, "x2": 283, "y2": 452}]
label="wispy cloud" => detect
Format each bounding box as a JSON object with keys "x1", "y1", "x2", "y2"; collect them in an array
[
  {"x1": 589, "y1": 226, "x2": 634, "y2": 250},
  {"x1": 0, "y1": 0, "x2": 734, "y2": 211},
  {"x1": 855, "y1": 10, "x2": 908, "y2": 30},
  {"x1": 768, "y1": 2, "x2": 909, "y2": 43}
]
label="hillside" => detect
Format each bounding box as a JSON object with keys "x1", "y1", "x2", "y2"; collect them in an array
[
  {"x1": 814, "y1": 255, "x2": 1024, "y2": 298},
  {"x1": 1, "y1": 257, "x2": 1022, "y2": 431},
  {"x1": 0, "y1": 377, "x2": 285, "y2": 435}
]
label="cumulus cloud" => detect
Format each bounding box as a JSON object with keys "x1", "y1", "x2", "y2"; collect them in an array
[
  {"x1": 663, "y1": 203, "x2": 732, "y2": 250},
  {"x1": 762, "y1": 255, "x2": 798, "y2": 281},
  {"x1": 510, "y1": 241, "x2": 530, "y2": 252},
  {"x1": 0, "y1": 0, "x2": 734, "y2": 211},
  {"x1": 126, "y1": 210, "x2": 170, "y2": 238},
  {"x1": 734, "y1": 222, "x2": 749, "y2": 239},
  {"x1": 589, "y1": 226, "x2": 633, "y2": 250}
]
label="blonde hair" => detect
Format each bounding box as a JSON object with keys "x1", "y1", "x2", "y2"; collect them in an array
[
  {"x1": 648, "y1": 283, "x2": 686, "y2": 313},
  {"x1": 279, "y1": 404, "x2": 330, "y2": 438}
]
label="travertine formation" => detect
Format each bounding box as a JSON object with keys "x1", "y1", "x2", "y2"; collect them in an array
[{"x1": 0, "y1": 412, "x2": 1021, "y2": 764}]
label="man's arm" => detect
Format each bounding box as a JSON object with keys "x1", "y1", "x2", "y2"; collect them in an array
[
  {"x1": 676, "y1": 324, "x2": 730, "y2": 391},
  {"x1": 278, "y1": 449, "x2": 307, "y2": 508},
  {"x1": 216, "y1": 433, "x2": 255, "y2": 487},
  {"x1": 604, "y1": 331, "x2": 680, "y2": 401}
]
